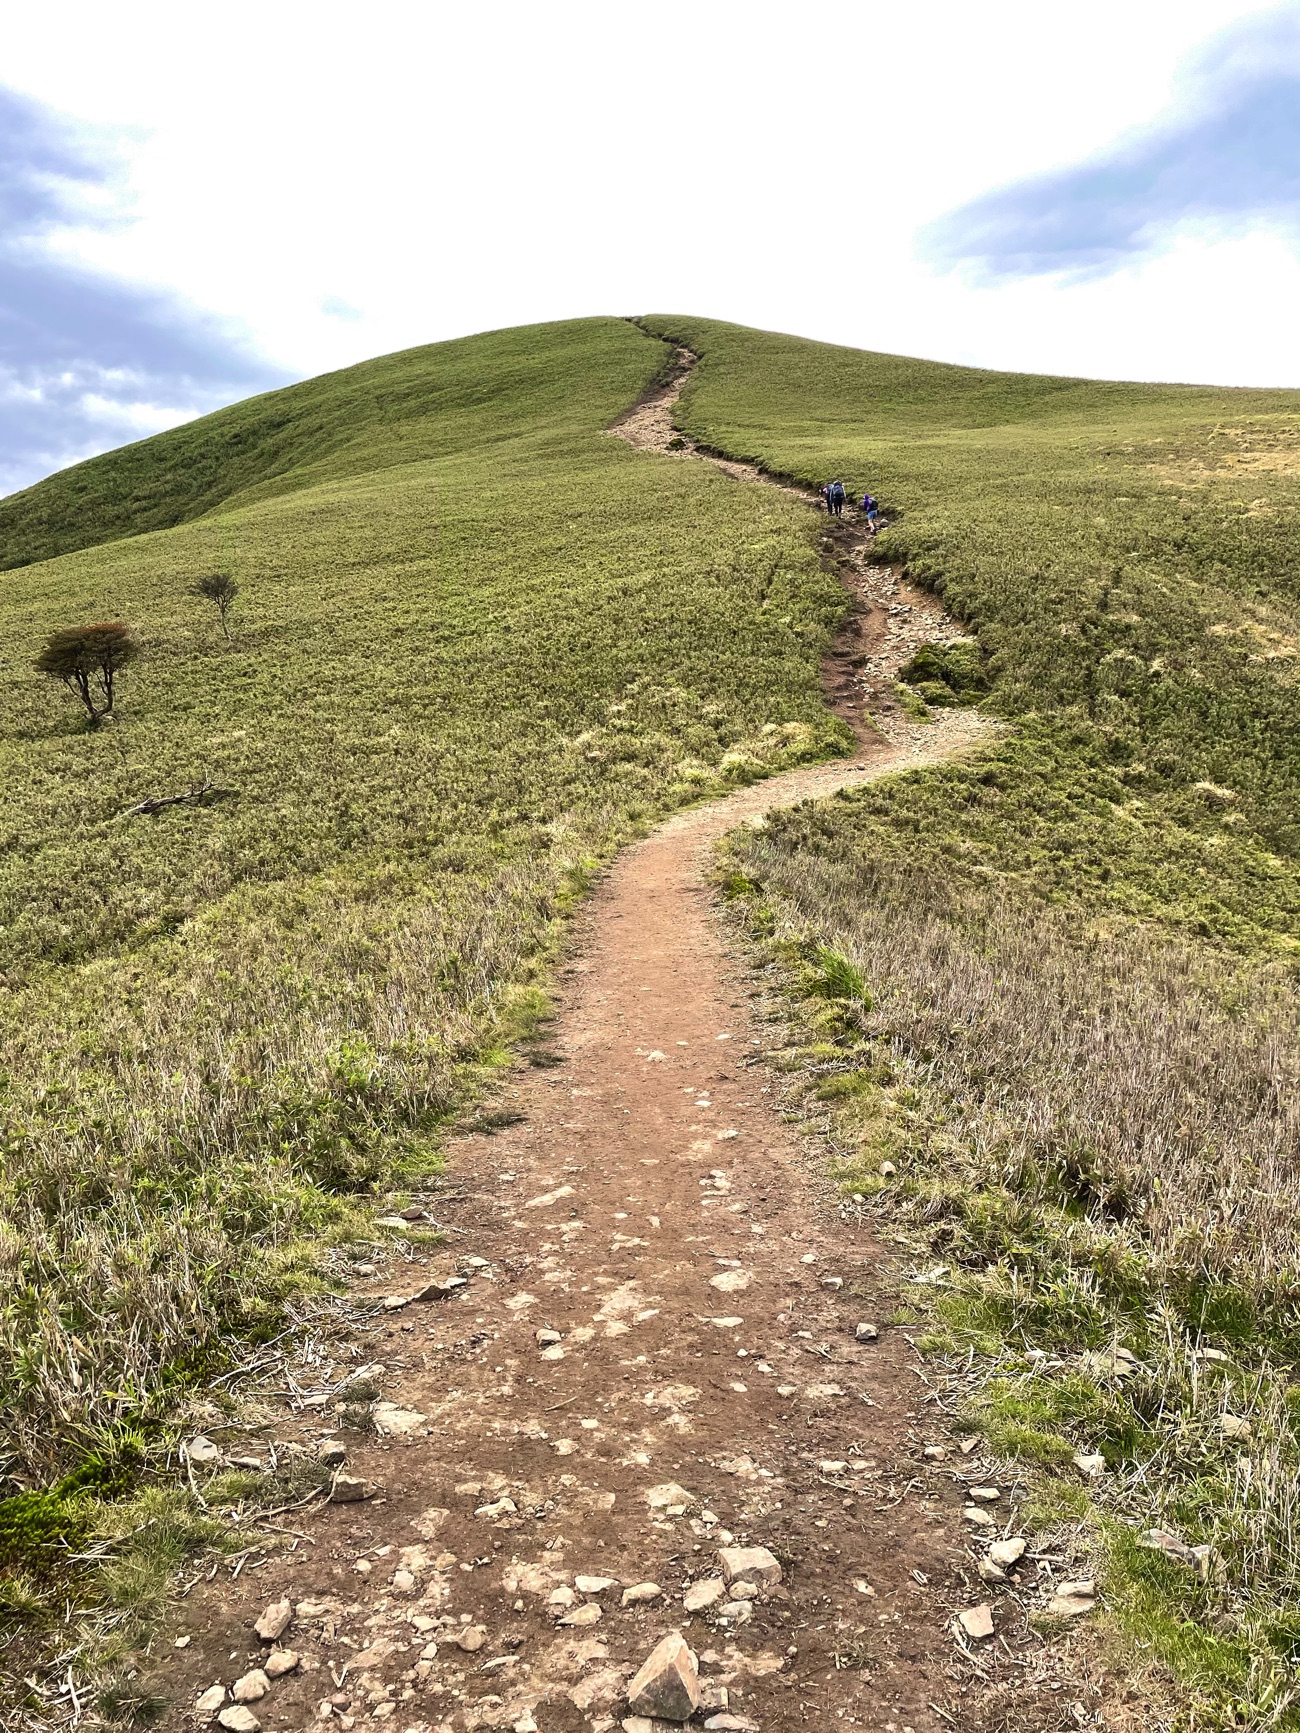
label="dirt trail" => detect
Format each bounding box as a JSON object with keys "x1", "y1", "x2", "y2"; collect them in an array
[
  {"x1": 609, "y1": 349, "x2": 974, "y2": 756},
  {"x1": 163, "y1": 362, "x2": 1011, "y2": 1733}
]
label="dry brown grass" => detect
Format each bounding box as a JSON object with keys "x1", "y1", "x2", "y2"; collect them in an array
[
  {"x1": 723, "y1": 820, "x2": 1300, "y2": 1717},
  {"x1": 1150, "y1": 415, "x2": 1300, "y2": 487},
  {"x1": 0, "y1": 863, "x2": 557, "y2": 1481},
  {"x1": 739, "y1": 839, "x2": 1300, "y2": 1312}
]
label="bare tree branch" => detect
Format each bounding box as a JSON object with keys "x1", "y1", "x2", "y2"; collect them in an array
[{"x1": 116, "y1": 782, "x2": 238, "y2": 820}]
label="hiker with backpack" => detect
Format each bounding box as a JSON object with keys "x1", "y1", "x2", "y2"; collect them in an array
[
  {"x1": 861, "y1": 491, "x2": 880, "y2": 531},
  {"x1": 825, "y1": 479, "x2": 846, "y2": 517}
]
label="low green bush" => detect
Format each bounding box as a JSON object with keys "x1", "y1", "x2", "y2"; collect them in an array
[{"x1": 899, "y1": 639, "x2": 988, "y2": 703}]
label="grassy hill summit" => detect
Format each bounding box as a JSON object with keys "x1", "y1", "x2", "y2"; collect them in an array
[{"x1": 2, "y1": 315, "x2": 1299, "y2": 1723}]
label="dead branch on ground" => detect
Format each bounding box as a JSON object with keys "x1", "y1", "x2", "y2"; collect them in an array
[{"x1": 116, "y1": 781, "x2": 237, "y2": 819}]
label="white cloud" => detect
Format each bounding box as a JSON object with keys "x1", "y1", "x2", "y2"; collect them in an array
[
  {"x1": 76, "y1": 391, "x2": 199, "y2": 433},
  {"x1": 1, "y1": 0, "x2": 1296, "y2": 393}
]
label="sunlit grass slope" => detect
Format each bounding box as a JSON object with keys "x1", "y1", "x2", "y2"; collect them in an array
[
  {"x1": 640, "y1": 322, "x2": 1300, "y2": 1718},
  {"x1": 0, "y1": 322, "x2": 668, "y2": 570},
  {"x1": 0, "y1": 317, "x2": 848, "y2": 1495},
  {"x1": 644, "y1": 313, "x2": 1300, "y2": 944}
]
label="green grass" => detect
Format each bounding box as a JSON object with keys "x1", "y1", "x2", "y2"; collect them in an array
[
  {"x1": 0, "y1": 316, "x2": 850, "y2": 1668},
  {"x1": 722, "y1": 868, "x2": 1300, "y2": 1727},
  {"x1": 643, "y1": 313, "x2": 1300, "y2": 948},
  {"x1": 0, "y1": 321, "x2": 683, "y2": 571},
  {"x1": 7, "y1": 307, "x2": 1300, "y2": 1724},
  {"x1": 660, "y1": 316, "x2": 1300, "y2": 1726}
]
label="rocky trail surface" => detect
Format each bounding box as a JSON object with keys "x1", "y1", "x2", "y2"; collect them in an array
[{"x1": 157, "y1": 364, "x2": 1080, "y2": 1733}]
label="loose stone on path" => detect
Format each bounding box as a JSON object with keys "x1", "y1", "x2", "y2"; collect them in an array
[
  {"x1": 252, "y1": 1599, "x2": 291, "y2": 1642},
  {"x1": 626, "y1": 1632, "x2": 701, "y2": 1721}
]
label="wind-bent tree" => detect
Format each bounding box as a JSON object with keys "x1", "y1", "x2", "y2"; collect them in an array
[
  {"x1": 36, "y1": 621, "x2": 141, "y2": 727},
  {"x1": 193, "y1": 571, "x2": 239, "y2": 639}
]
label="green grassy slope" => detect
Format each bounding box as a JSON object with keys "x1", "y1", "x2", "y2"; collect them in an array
[
  {"x1": 0, "y1": 320, "x2": 666, "y2": 571},
  {"x1": 0, "y1": 316, "x2": 848, "y2": 1514},
  {"x1": 638, "y1": 320, "x2": 1300, "y2": 1720},
  {"x1": 9, "y1": 307, "x2": 1300, "y2": 1719},
  {"x1": 645, "y1": 313, "x2": 1300, "y2": 945}
]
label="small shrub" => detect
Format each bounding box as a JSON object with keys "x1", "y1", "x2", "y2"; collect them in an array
[
  {"x1": 899, "y1": 639, "x2": 988, "y2": 702},
  {"x1": 720, "y1": 871, "x2": 760, "y2": 901},
  {"x1": 192, "y1": 571, "x2": 239, "y2": 639},
  {"x1": 719, "y1": 749, "x2": 762, "y2": 782},
  {"x1": 35, "y1": 620, "x2": 140, "y2": 726},
  {"x1": 912, "y1": 679, "x2": 959, "y2": 707}
]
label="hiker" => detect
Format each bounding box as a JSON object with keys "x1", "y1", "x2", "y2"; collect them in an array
[
  {"x1": 861, "y1": 491, "x2": 880, "y2": 531},
  {"x1": 826, "y1": 479, "x2": 846, "y2": 518}
]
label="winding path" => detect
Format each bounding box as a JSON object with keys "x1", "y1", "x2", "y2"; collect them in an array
[
  {"x1": 163, "y1": 361, "x2": 1004, "y2": 1733},
  {"x1": 610, "y1": 349, "x2": 988, "y2": 767}
]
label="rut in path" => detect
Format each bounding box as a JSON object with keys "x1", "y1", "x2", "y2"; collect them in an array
[{"x1": 160, "y1": 365, "x2": 1028, "y2": 1733}]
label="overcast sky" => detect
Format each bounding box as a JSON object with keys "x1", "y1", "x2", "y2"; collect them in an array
[{"x1": 3, "y1": 0, "x2": 1299, "y2": 495}]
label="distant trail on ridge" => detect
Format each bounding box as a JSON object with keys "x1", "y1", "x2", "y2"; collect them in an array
[{"x1": 608, "y1": 342, "x2": 989, "y2": 765}]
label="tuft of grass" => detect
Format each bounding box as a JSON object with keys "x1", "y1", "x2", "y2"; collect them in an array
[
  {"x1": 891, "y1": 682, "x2": 932, "y2": 723},
  {"x1": 95, "y1": 1678, "x2": 169, "y2": 1729}
]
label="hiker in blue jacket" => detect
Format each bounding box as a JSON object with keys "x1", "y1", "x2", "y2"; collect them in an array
[{"x1": 861, "y1": 491, "x2": 879, "y2": 531}]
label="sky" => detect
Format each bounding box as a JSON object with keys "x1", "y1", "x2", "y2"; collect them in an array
[{"x1": 2, "y1": 0, "x2": 1299, "y2": 495}]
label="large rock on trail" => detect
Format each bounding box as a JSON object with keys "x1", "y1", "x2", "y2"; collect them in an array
[
  {"x1": 626, "y1": 1632, "x2": 701, "y2": 1722},
  {"x1": 718, "y1": 1545, "x2": 782, "y2": 1587},
  {"x1": 253, "y1": 1599, "x2": 292, "y2": 1642}
]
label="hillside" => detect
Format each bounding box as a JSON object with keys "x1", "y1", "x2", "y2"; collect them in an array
[
  {"x1": 0, "y1": 317, "x2": 854, "y2": 1675},
  {"x1": 644, "y1": 314, "x2": 1300, "y2": 943},
  {"x1": 2, "y1": 314, "x2": 1299, "y2": 1728},
  {"x1": 639, "y1": 315, "x2": 1300, "y2": 1720},
  {"x1": 0, "y1": 323, "x2": 672, "y2": 571}
]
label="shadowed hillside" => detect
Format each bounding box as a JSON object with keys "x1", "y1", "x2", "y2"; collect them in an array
[{"x1": 0, "y1": 321, "x2": 677, "y2": 571}]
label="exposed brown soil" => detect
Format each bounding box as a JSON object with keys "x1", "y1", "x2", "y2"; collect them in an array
[
  {"x1": 608, "y1": 348, "x2": 967, "y2": 753},
  {"x1": 155, "y1": 361, "x2": 1108, "y2": 1733}
]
